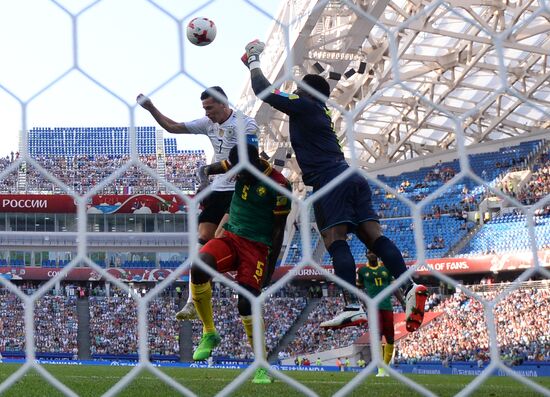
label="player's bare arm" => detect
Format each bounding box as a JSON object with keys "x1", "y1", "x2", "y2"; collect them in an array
[
  {"x1": 197, "y1": 160, "x2": 230, "y2": 190},
  {"x1": 264, "y1": 213, "x2": 288, "y2": 288},
  {"x1": 136, "y1": 93, "x2": 190, "y2": 134}
]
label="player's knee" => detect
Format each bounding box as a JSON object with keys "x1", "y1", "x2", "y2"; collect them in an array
[
  {"x1": 191, "y1": 253, "x2": 215, "y2": 284},
  {"x1": 358, "y1": 221, "x2": 383, "y2": 248},
  {"x1": 198, "y1": 223, "x2": 217, "y2": 242},
  {"x1": 237, "y1": 284, "x2": 260, "y2": 316},
  {"x1": 321, "y1": 227, "x2": 348, "y2": 248},
  {"x1": 237, "y1": 295, "x2": 252, "y2": 316}
]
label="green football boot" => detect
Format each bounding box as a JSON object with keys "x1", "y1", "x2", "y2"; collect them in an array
[
  {"x1": 193, "y1": 331, "x2": 221, "y2": 361},
  {"x1": 252, "y1": 368, "x2": 274, "y2": 384}
]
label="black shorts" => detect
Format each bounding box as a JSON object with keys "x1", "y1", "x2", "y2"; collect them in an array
[
  {"x1": 198, "y1": 190, "x2": 233, "y2": 225},
  {"x1": 313, "y1": 172, "x2": 378, "y2": 232}
]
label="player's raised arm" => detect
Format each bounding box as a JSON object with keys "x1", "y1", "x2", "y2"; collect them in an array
[
  {"x1": 242, "y1": 40, "x2": 308, "y2": 116},
  {"x1": 136, "y1": 93, "x2": 190, "y2": 134}
]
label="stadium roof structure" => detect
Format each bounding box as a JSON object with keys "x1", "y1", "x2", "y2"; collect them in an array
[{"x1": 238, "y1": 0, "x2": 550, "y2": 183}]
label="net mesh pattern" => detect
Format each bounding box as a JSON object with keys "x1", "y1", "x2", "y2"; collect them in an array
[{"x1": 0, "y1": 0, "x2": 549, "y2": 396}]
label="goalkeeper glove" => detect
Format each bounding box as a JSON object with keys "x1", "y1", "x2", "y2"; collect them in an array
[
  {"x1": 241, "y1": 39, "x2": 265, "y2": 70},
  {"x1": 136, "y1": 94, "x2": 153, "y2": 110},
  {"x1": 196, "y1": 165, "x2": 210, "y2": 192}
]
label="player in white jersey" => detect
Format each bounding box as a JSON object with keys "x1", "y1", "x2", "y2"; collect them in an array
[{"x1": 136, "y1": 86, "x2": 259, "y2": 319}]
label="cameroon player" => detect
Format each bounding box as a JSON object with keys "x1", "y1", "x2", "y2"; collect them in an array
[
  {"x1": 189, "y1": 144, "x2": 291, "y2": 384},
  {"x1": 357, "y1": 251, "x2": 405, "y2": 377}
]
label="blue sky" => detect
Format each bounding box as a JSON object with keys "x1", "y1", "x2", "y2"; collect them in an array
[{"x1": 0, "y1": 0, "x2": 282, "y2": 158}]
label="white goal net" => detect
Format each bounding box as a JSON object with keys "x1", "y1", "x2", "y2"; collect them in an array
[{"x1": 0, "y1": 0, "x2": 549, "y2": 396}]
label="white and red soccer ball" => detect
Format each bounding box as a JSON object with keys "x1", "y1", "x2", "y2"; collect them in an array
[{"x1": 186, "y1": 17, "x2": 217, "y2": 47}]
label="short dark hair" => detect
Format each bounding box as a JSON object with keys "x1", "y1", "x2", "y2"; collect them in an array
[
  {"x1": 229, "y1": 144, "x2": 262, "y2": 185},
  {"x1": 302, "y1": 74, "x2": 330, "y2": 99},
  {"x1": 200, "y1": 86, "x2": 228, "y2": 104},
  {"x1": 228, "y1": 144, "x2": 261, "y2": 169}
]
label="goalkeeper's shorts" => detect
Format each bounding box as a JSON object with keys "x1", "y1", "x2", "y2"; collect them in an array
[{"x1": 313, "y1": 172, "x2": 379, "y2": 232}]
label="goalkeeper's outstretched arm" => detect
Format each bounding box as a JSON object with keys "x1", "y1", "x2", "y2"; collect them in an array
[{"x1": 243, "y1": 40, "x2": 307, "y2": 116}]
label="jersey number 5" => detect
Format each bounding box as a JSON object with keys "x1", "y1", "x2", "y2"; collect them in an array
[{"x1": 241, "y1": 185, "x2": 249, "y2": 200}]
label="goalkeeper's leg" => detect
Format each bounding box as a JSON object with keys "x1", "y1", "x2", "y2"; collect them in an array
[
  {"x1": 319, "y1": 226, "x2": 367, "y2": 329},
  {"x1": 357, "y1": 221, "x2": 427, "y2": 332}
]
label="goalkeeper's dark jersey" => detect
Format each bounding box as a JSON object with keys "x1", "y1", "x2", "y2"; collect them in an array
[
  {"x1": 357, "y1": 264, "x2": 393, "y2": 311},
  {"x1": 222, "y1": 160, "x2": 291, "y2": 246},
  {"x1": 251, "y1": 74, "x2": 348, "y2": 186}
]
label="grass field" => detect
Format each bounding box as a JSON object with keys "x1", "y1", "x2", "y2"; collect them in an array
[{"x1": 0, "y1": 364, "x2": 548, "y2": 396}]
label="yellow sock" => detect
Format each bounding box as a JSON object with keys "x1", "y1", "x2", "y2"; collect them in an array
[
  {"x1": 384, "y1": 343, "x2": 394, "y2": 365},
  {"x1": 241, "y1": 315, "x2": 266, "y2": 359},
  {"x1": 191, "y1": 282, "x2": 215, "y2": 334}
]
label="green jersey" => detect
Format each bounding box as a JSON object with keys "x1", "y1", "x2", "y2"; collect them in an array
[
  {"x1": 224, "y1": 160, "x2": 291, "y2": 246},
  {"x1": 357, "y1": 264, "x2": 393, "y2": 311}
]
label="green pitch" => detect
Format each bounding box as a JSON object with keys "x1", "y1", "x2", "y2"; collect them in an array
[{"x1": 0, "y1": 364, "x2": 548, "y2": 396}]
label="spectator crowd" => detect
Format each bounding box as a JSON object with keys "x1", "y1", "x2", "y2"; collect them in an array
[
  {"x1": 397, "y1": 284, "x2": 549, "y2": 363},
  {"x1": 518, "y1": 151, "x2": 550, "y2": 206},
  {"x1": 283, "y1": 297, "x2": 366, "y2": 357},
  {"x1": 0, "y1": 153, "x2": 206, "y2": 194},
  {"x1": 191, "y1": 296, "x2": 307, "y2": 359},
  {"x1": 0, "y1": 280, "x2": 548, "y2": 366},
  {"x1": 89, "y1": 294, "x2": 179, "y2": 356},
  {"x1": 0, "y1": 292, "x2": 78, "y2": 354}
]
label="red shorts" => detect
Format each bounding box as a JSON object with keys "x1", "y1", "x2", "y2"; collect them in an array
[
  {"x1": 200, "y1": 231, "x2": 269, "y2": 292},
  {"x1": 378, "y1": 309, "x2": 394, "y2": 343}
]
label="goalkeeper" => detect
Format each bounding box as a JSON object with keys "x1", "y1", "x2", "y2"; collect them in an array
[
  {"x1": 242, "y1": 40, "x2": 427, "y2": 333},
  {"x1": 189, "y1": 144, "x2": 291, "y2": 384}
]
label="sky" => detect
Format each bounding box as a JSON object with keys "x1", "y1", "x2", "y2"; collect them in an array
[{"x1": 0, "y1": 0, "x2": 282, "y2": 159}]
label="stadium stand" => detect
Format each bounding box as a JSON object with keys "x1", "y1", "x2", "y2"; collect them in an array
[
  {"x1": 35, "y1": 295, "x2": 78, "y2": 355},
  {"x1": 372, "y1": 140, "x2": 541, "y2": 218},
  {"x1": 0, "y1": 130, "x2": 548, "y2": 365},
  {"x1": 0, "y1": 280, "x2": 548, "y2": 366},
  {"x1": 518, "y1": 149, "x2": 550, "y2": 205},
  {"x1": 396, "y1": 281, "x2": 550, "y2": 363},
  {"x1": 0, "y1": 291, "x2": 78, "y2": 355},
  {"x1": 282, "y1": 297, "x2": 365, "y2": 356},
  {"x1": 0, "y1": 127, "x2": 206, "y2": 194},
  {"x1": 284, "y1": 140, "x2": 544, "y2": 266},
  {"x1": 191, "y1": 295, "x2": 307, "y2": 360},
  {"x1": 460, "y1": 213, "x2": 550, "y2": 256},
  {"x1": 88, "y1": 294, "x2": 179, "y2": 357}
]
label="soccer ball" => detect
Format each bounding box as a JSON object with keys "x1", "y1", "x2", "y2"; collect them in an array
[{"x1": 186, "y1": 17, "x2": 216, "y2": 47}]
